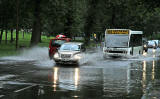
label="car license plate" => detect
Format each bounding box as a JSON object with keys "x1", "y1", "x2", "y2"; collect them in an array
[{"x1": 62, "y1": 58, "x2": 69, "y2": 61}]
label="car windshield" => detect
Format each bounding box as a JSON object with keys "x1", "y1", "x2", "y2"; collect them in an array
[
  {"x1": 148, "y1": 41, "x2": 155, "y2": 45},
  {"x1": 52, "y1": 40, "x2": 66, "y2": 46},
  {"x1": 152, "y1": 40, "x2": 159, "y2": 44},
  {"x1": 60, "y1": 44, "x2": 80, "y2": 51}
]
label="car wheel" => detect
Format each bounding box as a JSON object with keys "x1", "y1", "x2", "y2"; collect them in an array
[
  {"x1": 49, "y1": 55, "x2": 52, "y2": 59},
  {"x1": 145, "y1": 49, "x2": 148, "y2": 52}
]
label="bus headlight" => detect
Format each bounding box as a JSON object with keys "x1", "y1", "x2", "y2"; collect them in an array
[
  {"x1": 73, "y1": 54, "x2": 82, "y2": 60},
  {"x1": 54, "y1": 53, "x2": 59, "y2": 59}
]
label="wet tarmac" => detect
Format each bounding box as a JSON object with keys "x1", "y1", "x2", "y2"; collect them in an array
[{"x1": 0, "y1": 47, "x2": 160, "y2": 99}]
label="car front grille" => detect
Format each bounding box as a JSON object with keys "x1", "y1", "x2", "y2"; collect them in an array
[{"x1": 61, "y1": 54, "x2": 71, "y2": 58}]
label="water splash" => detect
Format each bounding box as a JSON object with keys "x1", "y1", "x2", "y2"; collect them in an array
[
  {"x1": 124, "y1": 48, "x2": 160, "y2": 61},
  {"x1": 79, "y1": 48, "x2": 104, "y2": 65},
  {"x1": 0, "y1": 75, "x2": 16, "y2": 80},
  {"x1": 80, "y1": 48, "x2": 160, "y2": 68},
  {"x1": 0, "y1": 47, "x2": 159, "y2": 68},
  {"x1": 0, "y1": 47, "x2": 54, "y2": 68}
]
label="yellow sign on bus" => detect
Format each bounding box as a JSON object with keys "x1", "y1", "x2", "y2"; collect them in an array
[{"x1": 107, "y1": 30, "x2": 129, "y2": 34}]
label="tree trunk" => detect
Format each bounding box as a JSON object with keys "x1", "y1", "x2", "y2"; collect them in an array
[
  {"x1": 10, "y1": 29, "x2": 14, "y2": 43},
  {"x1": 64, "y1": 15, "x2": 72, "y2": 38},
  {"x1": 111, "y1": 7, "x2": 116, "y2": 28},
  {"x1": 97, "y1": 32, "x2": 101, "y2": 42},
  {"x1": 5, "y1": 29, "x2": 8, "y2": 44},
  {"x1": 84, "y1": 32, "x2": 90, "y2": 45},
  {"x1": 23, "y1": 30, "x2": 24, "y2": 39},
  {"x1": 30, "y1": 0, "x2": 41, "y2": 46},
  {"x1": 0, "y1": 29, "x2": 3, "y2": 44},
  {"x1": 64, "y1": 0, "x2": 74, "y2": 38},
  {"x1": 39, "y1": 31, "x2": 42, "y2": 43},
  {"x1": 16, "y1": 0, "x2": 19, "y2": 49}
]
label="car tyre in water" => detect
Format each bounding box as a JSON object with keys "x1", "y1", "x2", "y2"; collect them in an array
[
  {"x1": 145, "y1": 49, "x2": 148, "y2": 52},
  {"x1": 49, "y1": 55, "x2": 53, "y2": 59}
]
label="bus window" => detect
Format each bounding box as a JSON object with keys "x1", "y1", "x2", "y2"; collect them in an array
[{"x1": 129, "y1": 34, "x2": 142, "y2": 47}]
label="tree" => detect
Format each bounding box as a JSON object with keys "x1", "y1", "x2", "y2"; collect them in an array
[
  {"x1": 30, "y1": 0, "x2": 42, "y2": 46},
  {"x1": 0, "y1": 0, "x2": 8, "y2": 44},
  {"x1": 83, "y1": 0, "x2": 100, "y2": 45},
  {"x1": 1, "y1": 0, "x2": 160, "y2": 46}
]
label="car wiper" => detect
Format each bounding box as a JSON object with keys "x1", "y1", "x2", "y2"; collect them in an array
[{"x1": 73, "y1": 50, "x2": 80, "y2": 51}]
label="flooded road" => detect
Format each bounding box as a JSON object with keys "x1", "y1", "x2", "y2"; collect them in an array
[{"x1": 0, "y1": 47, "x2": 160, "y2": 99}]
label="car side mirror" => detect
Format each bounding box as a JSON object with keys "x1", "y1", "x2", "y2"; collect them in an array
[
  {"x1": 52, "y1": 43, "x2": 60, "y2": 47},
  {"x1": 57, "y1": 47, "x2": 60, "y2": 50}
]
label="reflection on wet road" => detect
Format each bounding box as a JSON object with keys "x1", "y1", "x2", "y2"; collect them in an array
[
  {"x1": 0, "y1": 47, "x2": 160, "y2": 98},
  {"x1": 51, "y1": 67, "x2": 80, "y2": 91}
]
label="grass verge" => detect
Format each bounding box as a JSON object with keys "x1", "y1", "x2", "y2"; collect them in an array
[{"x1": 0, "y1": 31, "x2": 52, "y2": 57}]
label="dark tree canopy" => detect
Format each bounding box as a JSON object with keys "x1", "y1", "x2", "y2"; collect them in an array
[{"x1": 0, "y1": 0, "x2": 160, "y2": 45}]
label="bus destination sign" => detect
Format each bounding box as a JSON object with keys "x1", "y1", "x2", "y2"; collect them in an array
[{"x1": 107, "y1": 30, "x2": 129, "y2": 34}]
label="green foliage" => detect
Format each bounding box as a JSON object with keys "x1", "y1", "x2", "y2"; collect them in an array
[{"x1": 0, "y1": 0, "x2": 160, "y2": 45}]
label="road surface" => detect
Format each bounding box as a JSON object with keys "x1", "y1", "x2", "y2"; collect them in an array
[{"x1": 0, "y1": 47, "x2": 160, "y2": 99}]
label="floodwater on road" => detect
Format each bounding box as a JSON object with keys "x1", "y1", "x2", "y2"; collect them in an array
[{"x1": 0, "y1": 47, "x2": 160, "y2": 99}]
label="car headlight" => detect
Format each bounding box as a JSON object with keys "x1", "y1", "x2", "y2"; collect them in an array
[
  {"x1": 144, "y1": 45, "x2": 147, "y2": 47},
  {"x1": 73, "y1": 54, "x2": 82, "y2": 60},
  {"x1": 54, "y1": 53, "x2": 59, "y2": 59}
]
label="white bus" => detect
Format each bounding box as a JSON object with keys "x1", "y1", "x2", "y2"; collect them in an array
[{"x1": 103, "y1": 29, "x2": 143, "y2": 58}]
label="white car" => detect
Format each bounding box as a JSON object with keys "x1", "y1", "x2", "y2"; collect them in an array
[
  {"x1": 152, "y1": 40, "x2": 160, "y2": 47},
  {"x1": 148, "y1": 40, "x2": 157, "y2": 49},
  {"x1": 53, "y1": 42, "x2": 86, "y2": 65}
]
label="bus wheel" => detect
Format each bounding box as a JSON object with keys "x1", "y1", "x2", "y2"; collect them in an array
[{"x1": 130, "y1": 51, "x2": 133, "y2": 55}]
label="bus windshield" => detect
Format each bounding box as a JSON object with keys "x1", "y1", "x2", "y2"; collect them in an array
[{"x1": 105, "y1": 34, "x2": 129, "y2": 48}]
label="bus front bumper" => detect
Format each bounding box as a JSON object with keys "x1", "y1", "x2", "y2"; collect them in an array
[{"x1": 103, "y1": 53, "x2": 128, "y2": 58}]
